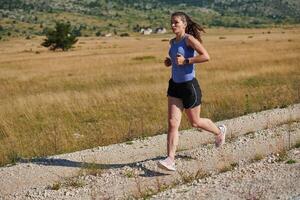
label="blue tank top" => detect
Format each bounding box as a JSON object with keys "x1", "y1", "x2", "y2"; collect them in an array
[{"x1": 169, "y1": 34, "x2": 196, "y2": 83}]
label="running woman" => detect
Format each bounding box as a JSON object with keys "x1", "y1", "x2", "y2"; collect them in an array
[{"x1": 158, "y1": 12, "x2": 227, "y2": 171}]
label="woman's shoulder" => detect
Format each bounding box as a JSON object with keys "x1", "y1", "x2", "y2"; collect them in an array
[
  {"x1": 169, "y1": 37, "x2": 176, "y2": 45},
  {"x1": 184, "y1": 34, "x2": 195, "y2": 42},
  {"x1": 184, "y1": 34, "x2": 194, "y2": 47},
  {"x1": 185, "y1": 34, "x2": 200, "y2": 48}
]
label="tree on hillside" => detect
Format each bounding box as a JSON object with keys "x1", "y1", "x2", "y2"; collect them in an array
[
  {"x1": 0, "y1": 0, "x2": 23, "y2": 10},
  {"x1": 41, "y1": 21, "x2": 78, "y2": 51}
]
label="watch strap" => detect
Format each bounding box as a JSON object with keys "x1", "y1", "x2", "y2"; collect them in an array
[{"x1": 184, "y1": 58, "x2": 189, "y2": 64}]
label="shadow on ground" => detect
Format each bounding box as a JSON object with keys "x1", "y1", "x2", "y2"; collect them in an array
[{"x1": 19, "y1": 156, "x2": 176, "y2": 177}]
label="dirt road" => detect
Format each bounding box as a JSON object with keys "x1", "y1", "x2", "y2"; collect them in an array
[{"x1": 0, "y1": 104, "x2": 299, "y2": 199}]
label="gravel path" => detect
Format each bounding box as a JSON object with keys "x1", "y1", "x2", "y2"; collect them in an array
[
  {"x1": 0, "y1": 104, "x2": 299, "y2": 200},
  {"x1": 152, "y1": 146, "x2": 300, "y2": 200}
]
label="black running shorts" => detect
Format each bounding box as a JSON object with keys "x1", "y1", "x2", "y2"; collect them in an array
[{"x1": 167, "y1": 78, "x2": 202, "y2": 109}]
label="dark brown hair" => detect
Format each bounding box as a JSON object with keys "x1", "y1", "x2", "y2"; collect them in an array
[{"x1": 171, "y1": 12, "x2": 205, "y2": 43}]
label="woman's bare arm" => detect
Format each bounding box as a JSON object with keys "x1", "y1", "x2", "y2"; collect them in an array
[{"x1": 186, "y1": 35, "x2": 210, "y2": 64}]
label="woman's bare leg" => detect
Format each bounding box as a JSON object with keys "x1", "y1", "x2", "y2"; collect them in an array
[
  {"x1": 185, "y1": 105, "x2": 221, "y2": 136},
  {"x1": 167, "y1": 96, "x2": 183, "y2": 161}
]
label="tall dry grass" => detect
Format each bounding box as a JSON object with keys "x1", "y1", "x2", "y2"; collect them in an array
[{"x1": 0, "y1": 27, "x2": 299, "y2": 166}]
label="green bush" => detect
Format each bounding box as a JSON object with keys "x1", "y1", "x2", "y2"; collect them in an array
[
  {"x1": 95, "y1": 31, "x2": 102, "y2": 37},
  {"x1": 41, "y1": 21, "x2": 78, "y2": 51},
  {"x1": 120, "y1": 32, "x2": 129, "y2": 37}
]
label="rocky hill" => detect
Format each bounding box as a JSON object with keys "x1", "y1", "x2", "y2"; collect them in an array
[{"x1": 0, "y1": 0, "x2": 299, "y2": 39}]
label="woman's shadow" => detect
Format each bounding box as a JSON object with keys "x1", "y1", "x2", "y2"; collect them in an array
[{"x1": 18, "y1": 155, "x2": 186, "y2": 177}]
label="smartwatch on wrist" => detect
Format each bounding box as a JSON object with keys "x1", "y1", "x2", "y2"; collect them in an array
[{"x1": 184, "y1": 58, "x2": 190, "y2": 64}]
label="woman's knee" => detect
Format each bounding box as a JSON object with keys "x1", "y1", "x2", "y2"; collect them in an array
[
  {"x1": 168, "y1": 118, "x2": 180, "y2": 129},
  {"x1": 192, "y1": 118, "x2": 214, "y2": 128},
  {"x1": 190, "y1": 119, "x2": 202, "y2": 128},
  {"x1": 191, "y1": 117, "x2": 212, "y2": 128}
]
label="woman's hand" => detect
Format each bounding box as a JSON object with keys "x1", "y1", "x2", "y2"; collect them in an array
[
  {"x1": 164, "y1": 57, "x2": 172, "y2": 67},
  {"x1": 176, "y1": 54, "x2": 185, "y2": 65}
]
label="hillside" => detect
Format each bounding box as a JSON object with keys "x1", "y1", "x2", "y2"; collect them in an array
[{"x1": 0, "y1": 0, "x2": 299, "y2": 39}]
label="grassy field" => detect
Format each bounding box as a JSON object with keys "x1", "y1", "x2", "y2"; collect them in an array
[{"x1": 0, "y1": 27, "x2": 299, "y2": 166}]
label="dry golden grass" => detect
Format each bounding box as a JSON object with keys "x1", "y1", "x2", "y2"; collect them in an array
[{"x1": 0, "y1": 27, "x2": 299, "y2": 166}]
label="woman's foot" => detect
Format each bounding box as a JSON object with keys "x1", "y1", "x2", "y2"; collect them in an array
[
  {"x1": 157, "y1": 157, "x2": 176, "y2": 171},
  {"x1": 215, "y1": 124, "x2": 227, "y2": 147}
]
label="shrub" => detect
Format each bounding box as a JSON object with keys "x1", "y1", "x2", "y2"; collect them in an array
[
  {"x1": 41, "y1": 21, "x2": 78, "y2": 51},
  {"x1": 72, "y1": 26, "x2": 82, "y2": 37},
  {"x1": 120, "y1": 32, "x2": 129, "y2": 37},
  {"x1": 95, "y1": 30, "x2": 102, "y2": 37},
  {"x1": 286, "y1": 159, "x2": 296, "y2": 164}
]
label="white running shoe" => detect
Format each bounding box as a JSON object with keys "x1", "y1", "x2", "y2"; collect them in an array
[
  {"x1": 215, "y1": 124, "x2": 227, "y2": 148},
  {"x1": 157, "y1": 157, "x2": 176, "y2": 171}
]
